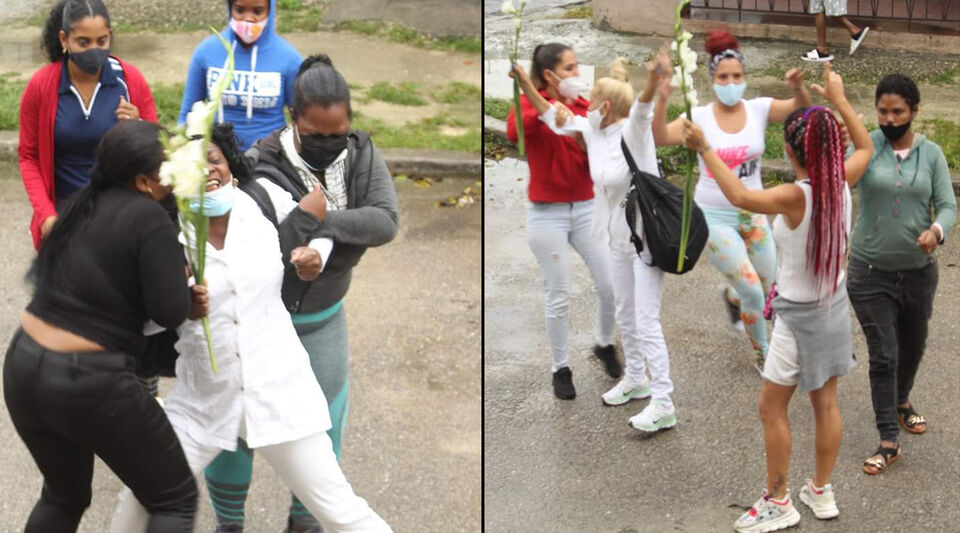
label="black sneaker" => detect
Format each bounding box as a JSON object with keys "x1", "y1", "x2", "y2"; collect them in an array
[
  {"x1": 552, "y1": 367, "x2": 576, "y2": 399},
  {"x1": 593, "y1": 344, "x2": 622, "y2": 378},
  {"x1": 720, "y1": 287, "x2": 745, "y2": 333}
]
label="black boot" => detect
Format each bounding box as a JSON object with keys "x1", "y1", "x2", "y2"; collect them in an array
[{"x1": 593, "y1": 344, "x2": 621, "y2": 378}]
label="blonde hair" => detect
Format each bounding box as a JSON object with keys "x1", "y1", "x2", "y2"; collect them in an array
[{"x1": 592, "y1": 58, "x2": 634, "y2": 119}]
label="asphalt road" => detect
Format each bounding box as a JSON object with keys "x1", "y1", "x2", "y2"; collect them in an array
[
  {"x1": 484, "y1": 157, "x2": 960, "y2": 533},
  {"x1": 0, "y1": 164, "x2": 481, "y2": 532}
]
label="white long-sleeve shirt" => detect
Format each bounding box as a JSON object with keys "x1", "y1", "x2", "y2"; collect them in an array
[
  {"x1": 539, "y1": 100, "x2": 661, "y2": 256},
  {"x1": 165, "y1": 189, "x2": 332, "y2": 450}
]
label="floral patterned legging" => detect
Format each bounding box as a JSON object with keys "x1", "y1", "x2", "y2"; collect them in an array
[{"x1": 702, "y1": 208, "x2": 777, "y2": 357}]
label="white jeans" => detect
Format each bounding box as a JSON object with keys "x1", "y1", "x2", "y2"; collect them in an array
[
  {"x1": 526, "y1": 200, "x2": 616, "y2": 371},
  {"x1": 111, "y1": 427, "x2": 391, "y2": 533},
  {"x1": 609, "y1": 247, "x2": 674, "y2": 408}
]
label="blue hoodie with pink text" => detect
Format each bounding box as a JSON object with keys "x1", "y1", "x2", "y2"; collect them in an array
[{"x1": 178, "y1": 0, "x2": 301, "y2": 150}]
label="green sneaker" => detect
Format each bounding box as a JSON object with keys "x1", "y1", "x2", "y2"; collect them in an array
[
  {"x1": 601, "y1": 376, "x2": 651, "y2": 406},
  {"x1": 628, "y1": 400, "x2": 676, "y2": 433}
]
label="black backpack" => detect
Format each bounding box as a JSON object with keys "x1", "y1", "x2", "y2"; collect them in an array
[{"x1": 621, "y1": 138, "x2": 708, "y2": 275}]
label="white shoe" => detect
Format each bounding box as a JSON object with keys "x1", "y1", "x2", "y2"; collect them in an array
[
  {"x1": 734, "y1": 489, "x2": 801, "y2": 532},
  {"x1": 798, "y1": 479, "x2": 839, "y2": 519},
  {"x1": 628, "y1": 400, "x2": 676, "y2": 433},
  {"x1": 850, "y1": 27, "x2": 869, "y2": 55},
  {"x1": 602, "y1": 376, "x2": 651, "y2": 406},
  {"x1": 801, "y1": 48, "x2": 833, "y2": 62}
]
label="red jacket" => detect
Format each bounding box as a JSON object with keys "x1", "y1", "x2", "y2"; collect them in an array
[
  {"x1": 18, "y1": 57, "x2": 157, "y2": 249},
  {"x1": 506, "y1": 89, "x2": 593, "y2": 203}
]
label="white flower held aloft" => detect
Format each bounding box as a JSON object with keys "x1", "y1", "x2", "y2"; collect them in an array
[
  {"x1": 185, "y1": 100, "x2": 216, "y2": 138},
  {"x1": 501, "y1": 0, "x2": 517, "y2": 15},
  {"x1": 160, "y1": 139, "x2": 207, "y2": 199}
]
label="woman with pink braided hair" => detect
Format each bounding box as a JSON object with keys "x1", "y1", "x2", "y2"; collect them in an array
[{"x1": 681, "y1": 62, "x2": 873, "y2": 533}]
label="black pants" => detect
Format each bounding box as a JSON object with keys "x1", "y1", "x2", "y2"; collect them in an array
[
  {"x1": 2, "y1": 329, "x2": 197, "y2": 532},
  {"x1": 847, "y1": 258, "x2": 939, "y2": 443}
]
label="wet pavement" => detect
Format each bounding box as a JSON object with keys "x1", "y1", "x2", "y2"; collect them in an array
[
  {"x1": 0, "y1": 165, "x2": 481, "y2": 531},
  {"x1": 484, "y1": 157, "x2": 960, "y2": 532}
]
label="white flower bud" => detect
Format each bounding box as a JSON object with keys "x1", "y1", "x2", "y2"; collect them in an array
[
  {"x1": 501, "y1": 0, "x2": 517, "y2": 15},
  {"x1": 515, "y1": 16, "x2": 522, "y2": 30}
]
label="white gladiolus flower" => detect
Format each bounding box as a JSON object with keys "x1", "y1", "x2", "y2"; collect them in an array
[
  {"x1": 681, "y1": 49, "x2": 697, "y2": 72},
  {"x1": 686, "y1": 89, "x2": 699, "y2": 107},
  {"x1": 680, "y1": 31, "x2": 693, "y2": 44},
  {"x1": 501, "y1": 0, "x2": 516, "y2": 15},
  {"x1": 670, "y1": 41, "x2": 678, "y2": 52},
  {"x1": 160, "y1": 139, "x2": 207, "y2": 199},
  {"x1": 185, "y1": 101, "x2": 215, "y2": 138},
  {"x1": 515, "y1": 16, "x2": 522, "y2": 30}
]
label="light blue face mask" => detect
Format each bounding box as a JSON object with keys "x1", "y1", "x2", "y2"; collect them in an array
[
  {"x1": 713, "y1": 82, "x2": 747, "y2": 107},
  {"x1": 189, "y1": 180, "x2": 236, "y2": 217}
]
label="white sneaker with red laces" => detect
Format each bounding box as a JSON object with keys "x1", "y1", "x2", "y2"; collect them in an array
[{"x1": 733, "y1": 489, "x2": 800, "y2": 532}]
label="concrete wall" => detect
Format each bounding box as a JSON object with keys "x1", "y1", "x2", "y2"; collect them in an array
[{"x1": 592, "y1": 0, "x2": 960, "y2": 54}]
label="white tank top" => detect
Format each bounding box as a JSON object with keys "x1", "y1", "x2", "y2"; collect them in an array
[
  {"x1": 773, "y1": 181, "x2": 853, "y2": 302},
  {"x1": 690, "y1": 97, "x2": 773, "y2": 209}
]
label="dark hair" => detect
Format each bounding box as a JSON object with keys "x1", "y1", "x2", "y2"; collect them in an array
[
  {"x1": 228, "y1": 0, "x2": 270, "y2": 10},
  {"x1": 531, "y1": 43, "x2": 572, "y2": 89},
  {"x1": 30, "y1": 120, "x2": 164, "y2": 286},
  {"x1": 210, "y1": 123, "x2": 252, "y2": 184},
  {"x1": 42, "y1": 0, "x2": 111, "y2": 63},
  {"x1": 292, "y1": 54, "x2": 352, "y2": 119},
  {"x1": 783, "y1": 107, "x2": 847, "y2": 296},
  {"x1": 875, "y1": 73, "x2": 920, "y2": 109}
]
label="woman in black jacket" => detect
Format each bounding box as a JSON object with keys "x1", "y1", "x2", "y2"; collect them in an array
[{"x1": 3, "y1": 120, "x2": 202, "y2": 532}]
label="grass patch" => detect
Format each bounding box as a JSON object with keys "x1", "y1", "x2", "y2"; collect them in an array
[
  {"x1": 559, "y1": 5, "x2": 593, "y2": 19},
  {"x1": 763, "y1": 122, "x2": 785, "y2": 159},
  {"x1": 0, "y1": 75, "x2": 26, "y2": 130},
  {"x1": 484, "y1": 97, "x2": 511, "y2": 120},
  {"x1": 433, "y1": 82, "x2": 481, "y2": 104},
  {"x1": 152, "y1": 83, "x2": 186, "y2": 131},
  {"x1": 366, "y1": 81, "x2": 428, "y2": 106},
  {"x1": 917, "y1": 118, "x2": 960, "y2": 172},
  {"x1": 276, "y1": 0, "x2": 326, "y2": 33},
  {"x1": 336, "y1": 20, "x2": 481, "y2": 54},
  {"x1": 354, "y1": 113, "x2": 479, "y2": 153}
]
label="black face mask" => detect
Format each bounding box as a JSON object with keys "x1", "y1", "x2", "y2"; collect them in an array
[
  {"x1": 880, "y1": 121, "x2": 911, "y2": 142},
  {"x1": 69, "y1": 47, "x2": 110, "y2": 75},
  {"x1": 297, "y1": 127, "x2": 348, "y2": 170}
]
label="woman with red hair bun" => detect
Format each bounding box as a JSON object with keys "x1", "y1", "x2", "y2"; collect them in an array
[
  {"x1": 682, "y1": 62, "x2": 872, "y2": 533},
  {"x1": 652, "y1": 29, "x2": 811, "y2": 374}
]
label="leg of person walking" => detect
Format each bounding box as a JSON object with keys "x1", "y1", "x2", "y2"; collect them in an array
[
  {"x1": 705, "y1": 222, "x2": 770, "y2": 370},
  {"x1": 602, "y1": 248, "x2": 650, "y2": 406},
  {"x1": 204, "y1": 442, "x2": 255, "y2": 532},
  {"x1": 895, "y1": 262, "x2": 938, "y2": 433},
  {"x1": 567, "y1": 199, "x2": 617, "y2": 366},
  {"x1": 288, "y1": 307, "x2": 353, "y2": 532},
  {"x1": 527, "y1": 203, "x2": 575, "y2": 397},
  {"x1": 759, "y1": 381, "x2": 796, "y2": 500},
  {"x1": 799, "y1": 377, "x2": 842, "y2": 520},
  {"x1": 847, "y1": 261, "x2": 902, "y2": 473},
  {"x1": 258, "y1": 431, "x2": 392, "y2": 533}
]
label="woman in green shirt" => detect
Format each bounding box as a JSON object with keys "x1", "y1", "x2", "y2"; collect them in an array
[{"x1": 847, "y1": 74, "x2": 957, "y2": 475}]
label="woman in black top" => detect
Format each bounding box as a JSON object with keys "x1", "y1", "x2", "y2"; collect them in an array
[{"x1": 3, "y1": 120, "x2": 202, "y2": 532}]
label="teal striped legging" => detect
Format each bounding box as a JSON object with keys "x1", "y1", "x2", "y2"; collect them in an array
[{"x1": 204, "y1": 302, "x2": 349, "y2": 531}]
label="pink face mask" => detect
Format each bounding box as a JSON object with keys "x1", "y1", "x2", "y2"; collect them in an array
[{"x1": 230, "y1": 18, "x2": 267, "y2": 44}]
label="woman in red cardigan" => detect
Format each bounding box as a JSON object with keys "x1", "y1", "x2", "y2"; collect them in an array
[
  {"x1": 19, "y1": 0, "x2": 157, "y2": 250},
  {"x1": 506, "y1": 42, "x2": 616, "y2": 400}
]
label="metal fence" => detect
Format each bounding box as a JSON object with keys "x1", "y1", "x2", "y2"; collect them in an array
[{"x1": 689, "y1": 0, "x2": 959, "y2": 30}]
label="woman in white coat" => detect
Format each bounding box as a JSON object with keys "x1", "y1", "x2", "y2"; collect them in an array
[{"x1": 110, "y1": 124, "x2": 391, "y2": 533}]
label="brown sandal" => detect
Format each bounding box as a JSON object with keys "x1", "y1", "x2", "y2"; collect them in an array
[
  {"x1": 898, "y1": 405, "x2": 927, "y2": 434},
  {"x1": 862, "y1": 444, "x2": 902, "y2": 475}
]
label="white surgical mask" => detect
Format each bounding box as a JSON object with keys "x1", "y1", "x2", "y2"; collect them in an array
[
  {"x1": 550, "y1": 70, "x2": 588, "y2": 100},
  {"x1": 587, "y1": 107, "x2": 605, "y2": 131}
]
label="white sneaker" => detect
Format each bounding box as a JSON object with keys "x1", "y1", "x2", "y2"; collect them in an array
[
  {"x1": 628, "y1": 400, "x2": 676, "y2": 433},
  {"x1": 602, "y1": 376, "x2": 651, "y2": 406},
  {"x1": 798, "y1": 479, "x2": 839, "y2": 519},
  {"x1": 850, "y1": 27, "x2": 869, "y2": 55},
  {"x1": 734, "y1": 489, "x2": 801, "y2": 532}
]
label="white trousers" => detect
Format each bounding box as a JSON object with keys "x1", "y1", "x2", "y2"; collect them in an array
[
  {"x1": 609, "y1": 247, "x2": 674, "y2": 408},
  {"x1": 526, "y1": 200, "x2": 616, "y2": 371},
  {"x1": 110, "y1": 426, "x2": 391, "y2": 533}
]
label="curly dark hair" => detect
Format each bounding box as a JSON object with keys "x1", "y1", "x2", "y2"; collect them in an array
[
  {"x1": 42, "y1": 0, "x2": 111, "y2": 63},
  {"x1": 210, "y1": 123, "x2": 252, "y2": 184},
  {"x1": 875, "y1": 73, "x2": 920, "y2": 109}
]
